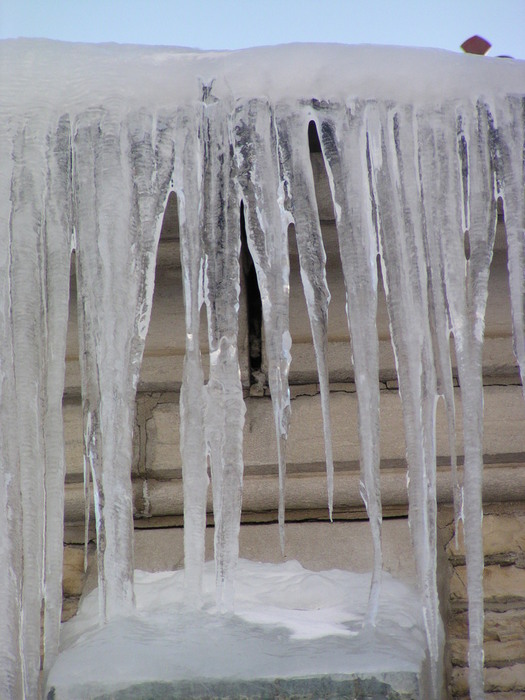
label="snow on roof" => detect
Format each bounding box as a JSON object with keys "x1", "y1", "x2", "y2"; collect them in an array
[{"x1": 1, "y1": 39, "x2": 524, "y2": 116}]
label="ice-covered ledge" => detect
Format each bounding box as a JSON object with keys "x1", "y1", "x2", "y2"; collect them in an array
[{"x1": 45, "y1": 561, "x2": 427, "y2": 700}]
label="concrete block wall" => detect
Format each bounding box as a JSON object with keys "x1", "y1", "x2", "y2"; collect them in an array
[{"x1": 60, "y1": 153, "x2": 525, "y2": 698}]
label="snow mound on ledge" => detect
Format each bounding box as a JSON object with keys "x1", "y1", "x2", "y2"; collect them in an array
[{"x1": 46, "y1": 560, "x2": 427, "y2": 698}]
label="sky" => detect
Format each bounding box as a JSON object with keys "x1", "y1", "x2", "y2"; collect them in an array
[{"x1": 1, "y1": 0, "x2": 524, "y2": 60}]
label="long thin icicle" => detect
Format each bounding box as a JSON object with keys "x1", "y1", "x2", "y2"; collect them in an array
[
  {"x1": 74, "y1": 109, "x2": 172, "y2": 620},
  {"x1": 42, "y1": 115, "x2": 74, "y2": 675},
  {"x1": 319, "y1": 103, "x2": 383, "y2": 625},
  {"x1": 460, "y1": 101, "x2": 498, "y2": 700},
  {"x1": 234, "y1": 99, "x2": 292, "y2": 553},
  {"x1": 201, "y1": 96, "x2": 246, "y2": 611},
  {"x1": 497, "y1": 96, "x2": 525, "y2": 399},
  {"x1": 369, "y1": 103, "x2": 442, "y2": 698},
  {"x1": 0, "y1": 118, "x2": 24, "y2": 700},
  {"x1": 175, "y1": 108, "x2": 209, "y2": 604},
  {"x1": 10, "y1": 123, "x2": 48, "y2": 700},
  {"x1": 276, "y1": 107, "x2": 334, "y2": 519}
]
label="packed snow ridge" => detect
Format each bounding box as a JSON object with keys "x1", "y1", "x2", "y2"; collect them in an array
[{"x1": 0, "y1": 40, "x2": 524, "y2": 700}]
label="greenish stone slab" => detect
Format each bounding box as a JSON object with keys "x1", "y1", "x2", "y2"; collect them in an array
[{"x1": 48, "y1": 672, "x2": 420, "y2": 700}]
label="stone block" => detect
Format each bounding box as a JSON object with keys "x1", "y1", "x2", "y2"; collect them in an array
[
  {"x1": 133, "y1": 519, "x2": 417, "y2": 585},
  {"x1": 63, "y1": 396, "x2": 141, "y2": 478},
  {"x1": 61, "y1": 597, "x2": 80, "y2": 623},
  {"x1": 244, "y1": 391, "x2": 407, "y2": 468},
  {"x1": 145, "y1": 400, "x2": 182, "y2": 476},
  {"x1": 450, "y1": 565, "x2": 525, "y2": 604},
  {"x1": 451, "y1": 664, "x2": 525, "y2": 694},
  {"x1": 62, "y1": 546, "x2": 85, "y2": 597},
  {"x1": 448, "y1": 609, "x2": 525, "y2": 643},
  {"x1": 448, "y1": 514, "x2": 525, "y2": 558},
  {"x1": 450, "y1": 639, "x2": 525, "y2": 667},
  {"x1": 63, "y1": 400, "x2": 84, "y2": 477}
]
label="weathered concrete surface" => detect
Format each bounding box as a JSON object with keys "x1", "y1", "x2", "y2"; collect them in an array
[{"x1": 64, "y1": 384, "x2": 521, "y2": 480}]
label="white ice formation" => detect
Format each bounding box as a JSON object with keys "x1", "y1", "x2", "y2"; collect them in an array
[{"x1": 0, "y1": 39, "x2": 524, "y2": 700}]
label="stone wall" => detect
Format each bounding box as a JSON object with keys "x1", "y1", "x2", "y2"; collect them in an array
[{"x1": 442, "y1": 506, "x2": 525, "y2": 698}]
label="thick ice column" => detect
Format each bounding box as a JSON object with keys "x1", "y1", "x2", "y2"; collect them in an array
[
  {"x1": 0, "y1": 122, "x2": 24, "y2": 700},
  {"x1": 0, "y1": 115, "x2": 73, "y2": 695},
  {"x1": 0, "y1": 362, "x2": 22, "y2": 699},
  {"x1": 368, "y1": 104, "x2": 442, "y2": 697},
  {"x1": 275, "y1": 108, "x2": 335, "y2": 520},
  {"x1": 9, "y1": 124, "x2": 50, "y2": 700},
  {"x1": 234, "y1": 99, "x2": 292, "y2": 552},
  {"x1": 201, "y1": 98, "x2": 246, "y2": 611},
  {"x1": 174, "y1": 109, "x2": 209, "y2": 604},
  {"x1": 460, "y1": 103, "x2": 499, "y2": 700},
  {"x1": 73, "y1": 109, "x2": 171, "y2": 620},
  {"x1": 317, "y1": 104, "x2": 383, "y2": 624}
]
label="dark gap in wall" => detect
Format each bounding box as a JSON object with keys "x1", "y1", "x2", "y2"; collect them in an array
[
  {"x1": 308, "y1": 120, "x2": 322, "y2": 153},
  {"x1": 240, "y1": 201, "x2": 263, "y2": 385},
  {"x1": 464, "y1": 230, "x2": 471, "y2": 260}
]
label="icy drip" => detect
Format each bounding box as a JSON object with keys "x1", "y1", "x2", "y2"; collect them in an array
[
  {"x1": 42, "y1": 115, "x2": 74, "y2": 675},
  {"x1": 497, "y1": 97, "x2": 525, "y2": 399},
  {"x1": 201, "y1": 98, "x2": 246, "y2": 611},
  {"x1": 276, "y1": 108, "x2": 335, "y2": 520},
  {"x1": 0, "y1": 113, "x2": 73, "y2": 697},
  {"x1": 367, "y1": 104, "x2": 443, "y2": 695},
  {"x1": 417, "y1": 115, "x2": 460, "y2": 536},
  {"x1": 417, "y1": 103, "x2": 497, "y2": 700},
  {"x1": 0, "y1": 122, "x2": 33, "y2": 699},
  {"x1": 175, "y1": 110, "x2": 209, "y2": 603},
  {"x1": 9, "y1": 127, "x2": 47, "y2": 700},
  {"x1": 74, "y1": 109, "x2": 172, "y2": 620},
  {"x1": 234, "y1": 99, "x2": 292, "y2": 552},
  {"x1": 317, "y1": 104, "x2": 383, "y2": 625},
  {"x1": 460, "y1": 104, "x2": 498, "y2": 700}
]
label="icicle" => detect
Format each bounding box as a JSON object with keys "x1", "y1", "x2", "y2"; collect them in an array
[
  {"x1": 233, "y1": 99, "x2": 292, "y2": 553},
  {"x1": 175, "y1": 108, "x2": 209, "y2": 604},
  {"x1": 460, "y1": 100, "x2": 498, "y2": 700},
  {"x1": 417, "y1": 115, "x2": 461, "y2": 538},
  {"x1": 42, "y1": 115, "x2": 74, "y2": 675},
  {"x1": 0, "y1": 119, "x2": 24, "y2": 700},
  {"x1": 275, "y1": 107, "x2": 334, "y2": 519},
  {"x1": 368, "y1": 103, "x2": 442, "y2": 697},
  {"x1": 73, "y1": 109, "x2": 171, "y2": 620},
  {"x1": 318, "y1": 103, "x2": 383, "y2": 625},
  {"x1": 418, "y1": 101, "x2": 497, "y2": 700},
  {"x1": 497, "y1": 96, "x2": 525, "y2": 399},
  {"x1": 9, "y1": 123, "x2": 49, "y2": 700},
  {"x1": 200, "y1": 97, "x2": 246, "y2": 611}
]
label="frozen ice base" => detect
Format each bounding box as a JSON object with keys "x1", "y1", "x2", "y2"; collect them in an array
[{"x1": 46, "y1": 560, "x2": 427, "y2": 700}]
